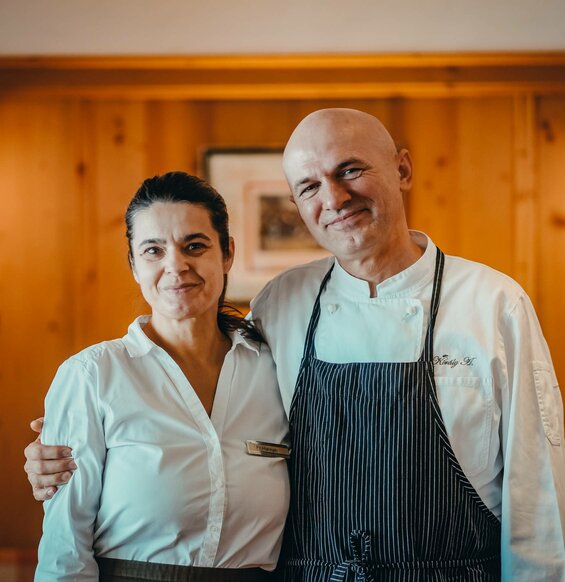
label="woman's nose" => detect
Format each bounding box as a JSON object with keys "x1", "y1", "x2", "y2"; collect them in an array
[{"x1": 164, "y1": 249, "x2": 189, "y2": 274}]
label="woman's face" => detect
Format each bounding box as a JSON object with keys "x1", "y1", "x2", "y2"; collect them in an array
[{"x1": 130, "y1": 201, "x2": 233, "y2": 324}]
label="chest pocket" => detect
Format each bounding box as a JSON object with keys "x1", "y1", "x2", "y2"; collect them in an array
[{"x1": 435, "y1": 376, "x2": 496, "y2": 478}]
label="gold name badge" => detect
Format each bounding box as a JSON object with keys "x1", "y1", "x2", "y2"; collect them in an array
[{"x1": 246, "y1": 440, "x2": 291, "y2": 459}]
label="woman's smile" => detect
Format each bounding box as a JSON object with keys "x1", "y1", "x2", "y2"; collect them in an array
[{"x1": 161, "y1": 281, "x2": 201, "y2": 293}]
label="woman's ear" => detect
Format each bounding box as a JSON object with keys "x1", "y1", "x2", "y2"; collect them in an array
[
  {"x1": 224, "y1": 237, "x2": 235, "y2": 274},
  {"x1": 129, "y1": 254, "x2": 140, "y2": 283}
]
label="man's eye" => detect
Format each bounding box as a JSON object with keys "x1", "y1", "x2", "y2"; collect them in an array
[
  {"x1": 143, "y1": 247, "x2": 162, "y2": 257},
  {"x1": 299, "y1": 184, "x2": 318, "y2": 198},
  {"x1": 341, "y1": 168, "x2": 363, "y2": 179}
]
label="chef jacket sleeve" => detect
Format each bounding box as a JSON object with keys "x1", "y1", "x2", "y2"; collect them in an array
[
  {"x1": 35, "y1": 357, "x2": 106, "y2": 582},
  {"x1": 500, "y1": 292, "x2": 565, "y2": 580}
]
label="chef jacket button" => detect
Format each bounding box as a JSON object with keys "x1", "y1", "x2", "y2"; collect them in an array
[
  {"x1": 404, "y1": 306, "x2": 418, "y2": 318},
  {"x1": 327, "y1": 304, "x2": 338, "y2": 314}
]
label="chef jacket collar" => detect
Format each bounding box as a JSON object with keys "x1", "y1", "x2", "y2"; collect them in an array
[
  {"x1": 331, "y1": 230, "x2": 437, "y2": 300},
  {"x1": 122, "y1": 315, "x2": 261, "y2": 358}
]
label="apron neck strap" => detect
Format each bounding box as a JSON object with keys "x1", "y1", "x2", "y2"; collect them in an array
[
  {"x1": 419, "y1": 247, "x2": 445, "y2": 362},
  {"x1": 301, "y1": 262, "x2": 335, "y2": 361}
]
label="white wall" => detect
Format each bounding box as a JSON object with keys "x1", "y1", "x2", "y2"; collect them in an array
[{"x1": 1, "y1": 0, "x2": 564, "y2": 55}]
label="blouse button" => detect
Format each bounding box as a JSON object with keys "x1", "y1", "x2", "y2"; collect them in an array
[{"x1": 327, "y1": 304, "x2": 339, "y2": 314}]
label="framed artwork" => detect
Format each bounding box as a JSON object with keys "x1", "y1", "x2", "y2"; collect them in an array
[{"x1": 203, "y1": 147, "x2": 330, "y2": 302}]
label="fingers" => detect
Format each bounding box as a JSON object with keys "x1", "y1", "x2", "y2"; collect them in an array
[
  {"x1": 25, "y1": 458, "x2": 77, "y2": 502},
  {"x1": 34, "y1": 487, "x2": 57, "y2": 502},
  {"x1": 27, "y1": 466, "x2": 74, "y2": 488},
  {"x1": 24, "y1": 440, "x2": 72, "y2": 462},
  {"x1": 23, "y1": 436, "x2": 76, "y2": 502},
  {"x1": 24, "y1": 456, "x2": 77, "y2": 477},
  {"x1": 30, "y1": 417, "x2": 44, "y2": 434}
]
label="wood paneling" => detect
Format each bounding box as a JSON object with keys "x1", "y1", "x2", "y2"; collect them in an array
[
  {"x1": 2, "y1": 53, "x2": 565, "y2": 99},
  {"x1": 512, "y1": 95, "x2": 538, "y2": 300},
  {"x1": 538, "y1": 96, "x2": 565, "y2": 384},
  {"x1": 0, "y1": 98, "x2": 85, "y2": 545},
  {"x1": 0, "y1": 55, "x2": 564, "y2": 551},
  {"x1": 404, "y1": 99, "x2": 460, "y2": 248}
]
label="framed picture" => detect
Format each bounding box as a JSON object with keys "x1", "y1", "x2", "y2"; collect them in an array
[{"x1": 203, "y1": 147, "x2": 330, "y2": 302}]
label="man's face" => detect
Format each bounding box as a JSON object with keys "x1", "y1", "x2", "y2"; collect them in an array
[{"x1": 284, "y1": 116, "x2": 412, "y2": 262}]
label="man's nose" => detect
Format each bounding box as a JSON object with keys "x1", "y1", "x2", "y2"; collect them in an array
[{"x1": 320, "y1": 180, "x2": 351, "y2": 210}]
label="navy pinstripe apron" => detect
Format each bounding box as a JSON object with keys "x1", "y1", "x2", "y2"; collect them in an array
[{"x1": 282, "y1": 249, "x2": 501, "y2": 581}]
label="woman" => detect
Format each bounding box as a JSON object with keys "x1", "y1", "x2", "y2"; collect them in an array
[{"x1": 35, "y1": 172, "x2": 290, "y2": 581}]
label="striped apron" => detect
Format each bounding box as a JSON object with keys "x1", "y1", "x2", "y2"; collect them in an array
[
  {"x1": 282, "y1": 248, "x2": 501, "y2": 581},
  {"x1": 96, "y1": 557, "x2": 275, "y2": 581}
]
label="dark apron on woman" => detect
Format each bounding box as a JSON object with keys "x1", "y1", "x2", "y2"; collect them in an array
[
  {"x1": 97, "y1": 557, "x2": 276, "y2": 581},
  {"x1": 282, "y1": 248, "x2": 501, "y2": 581}
]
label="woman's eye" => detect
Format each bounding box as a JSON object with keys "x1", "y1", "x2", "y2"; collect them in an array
[
  {"x1": 142, "y1": 247, "x2": 162, "y2": 258},
  {"x1": 185, "y1": 242, "x2": 207, "y2": 253}
]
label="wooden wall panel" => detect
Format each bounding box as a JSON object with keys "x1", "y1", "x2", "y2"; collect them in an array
[
  {"x1": 207, "y1": 102, "x2": 294, "y2": 146},
  {"x1": 538, "y1": 96, "x2": 565, "y2": 384},
  {"x1": 145, "y1": 101, "x2": 212, "y2": 175},
  {"x1": 453, "y1": 99, "x2": 515, "y2": 274},
  {"x1": 398, "y1": 98, "x2": 517, "y2": 275},
  {"x1": 0, "y1": 98, "x2": 84, "y2": 545},
  {"x1": 512, "y1": 95, "x2": 538, "y2": 300},
  {"x1": 1, "y1": 81, "x2": 564, "y2": 552},
  {"x1": 87, "y1": 102, "x2": 148, "y2": 344},
  {"x1": 404, "y1": 99, "x2": 460, "y2": 247}
]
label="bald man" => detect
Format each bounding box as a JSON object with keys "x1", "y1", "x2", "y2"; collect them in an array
[{"x1": 26, "y1": 109, "x2": 565, "y2": 580}]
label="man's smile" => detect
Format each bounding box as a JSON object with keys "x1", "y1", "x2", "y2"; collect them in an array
[{"x1": 325, "y1": 208, "x2": 368, "y2": 229}]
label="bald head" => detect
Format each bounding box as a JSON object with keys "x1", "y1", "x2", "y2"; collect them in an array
[
  {"x1": 283, "y1": 108, "x2": 398, "y2": 179},
  {"x1": 281, "y1": 107, "x2": 414, "y2": 266}
]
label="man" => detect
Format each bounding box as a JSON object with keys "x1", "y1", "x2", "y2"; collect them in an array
[{"x1": 25, "y1": 109, "x2": 565, "y2": 580}]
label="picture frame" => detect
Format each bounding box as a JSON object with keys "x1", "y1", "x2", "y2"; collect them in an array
[{"x1": 203, "y1": 147, "x2": 330, "y2": 302}]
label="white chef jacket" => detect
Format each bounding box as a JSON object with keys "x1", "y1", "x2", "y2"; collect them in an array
[
  {"x1": 36, "y1": 317, "x2": 290, "y2": 582},
  {"x1": 251, "y1": 230, "x2": 565, "y2": 581}
]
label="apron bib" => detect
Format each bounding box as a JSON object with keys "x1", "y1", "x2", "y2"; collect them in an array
[{"x1": 282, "y1": 249, "x2": 501, "y2": 582}]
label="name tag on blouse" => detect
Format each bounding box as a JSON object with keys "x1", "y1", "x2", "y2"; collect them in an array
[{"x1": 246, "y1": 440, "x2": 291, "y2": 459}]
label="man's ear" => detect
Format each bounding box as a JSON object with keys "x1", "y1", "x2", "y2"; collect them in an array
[{"x1": 397, "y1": 148, "x2": 413, "y2": 192}]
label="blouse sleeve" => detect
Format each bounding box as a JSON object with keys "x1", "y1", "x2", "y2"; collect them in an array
[{"x1": 35, "y1": 357, "x2": 106, "y2": 582}]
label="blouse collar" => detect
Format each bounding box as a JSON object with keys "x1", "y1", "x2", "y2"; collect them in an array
[{"x1": 122, "y1": 315, "x2": 261, "y2": 358}]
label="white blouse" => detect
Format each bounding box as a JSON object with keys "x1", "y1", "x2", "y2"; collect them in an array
[{"x1": 36, "y1": 317, "x2": 290, "y2": 582}]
